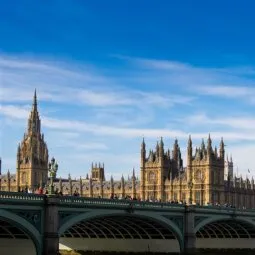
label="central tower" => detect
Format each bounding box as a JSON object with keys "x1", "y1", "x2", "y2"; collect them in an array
[{"x1": 16, "y1": 90, "x2": 49, "y2": 190}]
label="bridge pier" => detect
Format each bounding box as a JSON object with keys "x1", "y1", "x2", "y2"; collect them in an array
[
  {"x1": 43, "y1": 196, "x2": 60, "y2": 255},
  {"x1": 182, "y1": 206, "x2": 196, "y2": 254}
]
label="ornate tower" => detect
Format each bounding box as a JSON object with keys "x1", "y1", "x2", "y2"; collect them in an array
[
  {"x1": 16, "y1": 90, "x2": 48, "y2": 191},
  {"x1": 224, "y1": 155, "x2": 233, "y2": 181},
  {"x1": 91, "y1": 162, "x2": 105, "y2": 182}
]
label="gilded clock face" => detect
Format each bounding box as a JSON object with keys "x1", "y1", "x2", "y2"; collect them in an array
[{"x1": 195, "y1": 169, "x2": 205, "y2": 182}]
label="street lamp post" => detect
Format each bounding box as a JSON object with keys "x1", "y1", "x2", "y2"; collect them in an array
[
  {"x1": 48, "y1": 157, "x2": 58, "y2": 196},
  {"x1": 188, "y1": 181, "x2": 193, "y2": 205}
]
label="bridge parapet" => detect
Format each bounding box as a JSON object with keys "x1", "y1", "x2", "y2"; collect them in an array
[
  {"x1": 0, "y1": 191, "x2": 45, "y2": 204},
  {"x1": 194, "y1": 205, "x2": 255, "y2": 216},
  {"x1": 59, "y1": 197, "x2": 185, "y2": 211}
]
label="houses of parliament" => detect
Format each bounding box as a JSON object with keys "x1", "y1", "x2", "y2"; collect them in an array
[{"x1": 1, "y1": 91, "x2": 255, "y2": 209}]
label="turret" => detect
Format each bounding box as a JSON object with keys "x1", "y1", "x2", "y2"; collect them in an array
[
  {"x1": 110, "y1": 175, "x2": 114, "y2": 196},
  {"x1": 167, "y1": 149, "x2": 171, "y2": 159},
  {"x1": 201, "y1": 138, "x2": 205, "y2": 152},
  {"x1": 251, "y1": 177, "x2": 254, "y2": 190},
  {"x1": 91, "y1": 162, "x2": 105, "y2": 182},
  {"x1": 68, "y1": 173, "x2": 72, "y2": 195},
  {"x1": 132, "y1": 167, "x2": 136, "y2": 181},
  {"x1": 99, "y1": 176, "x2": 103, "y2": 198},
  {"x1": 187, "y1": 135, "x2": 192, "y2": 163},
  {"x1": 224, "y1": 154, "x2": 234, "y2": 181},
  {"x1": 159, "y1": 137, "x2": 164, "y2": 157},
  {"x1": 207, "y1": 134, "x2": 212, "y2": 161},
  {"x1": 141, "y1": 137, "x2": 146, "y2": 164},
  {"x1": 156, "y1": 141, "x2": 159, "y2": 158},
  {"x1": 89, "y1": 176, "x2": 93, "y2": 197},
  {"x1": 214, "y1": 146, "x2": 218, "y2": 158},
  {"x1": 240, "y1": 175, "x2": 243, "y2": 188},
  {"x1": 121, "y1": 174, "x2": 125, "y2": 197},
  {"x1": 173, "y1": 138, "x2": 179, "y2": 161},
  {"x1": 219, "y1": 137, "x2": 225, "y2": 160},
  {"x1": 245, "y1": 176, "x2": 249, "y2": 189},
  {"x1": 132, "y1": 168, "x2": 136, "y2": 199},
  {"x1": 7, "y1": 170, "x2": 11, "y2": 192}
]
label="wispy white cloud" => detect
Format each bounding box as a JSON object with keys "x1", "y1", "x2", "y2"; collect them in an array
[
  {"x1": 0, "y1": 55, "x2": 193, "y2": 109},
  {"x1": 182, "y1": 113, "x2": 255, "y2": 131},
  {"x1": 194, "y1": 85, "x2": 255, "y2": 97},
  {"x1": 2, "y1": 104, "x2": 255, "y2": 142},
  {"x1": 0, "y1": 104, "x2": 30, "y2": 119},
  {"x1": 2, "y1": 54, "x2": 255, "y2": 177},
  {"x1": 112, "y1": 54, "x2": 191, "y2": 71},
  {"x1": 114, "y1": 55, "x2": 255, "y2": 104}
]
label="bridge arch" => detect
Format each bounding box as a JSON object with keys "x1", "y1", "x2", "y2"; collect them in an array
[
  {"x1": 0, "y1": 209, "x2": 41, "y2": 255},
  {"x1": 195, "y1": 215, "x2": 255, "y2": 233},
  {"x1": 59, "y1": 210, "x2": 183, "y2": 253},
  {"x1": 195, "y1": 216, "x2": 255, "y2": 250}
]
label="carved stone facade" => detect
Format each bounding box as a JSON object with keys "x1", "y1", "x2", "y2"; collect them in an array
[
  {"x1": 1, "y1": 91, "x2": 255, "y2": 209},
  {"x1": 1, "y1": 90, "x2": 48, "y2": 191}
]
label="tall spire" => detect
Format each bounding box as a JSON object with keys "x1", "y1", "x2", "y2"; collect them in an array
[
  {"x1": 32, "y1": 89, "x2": 37, "y2": 112},
  {"x1": 187, "y1": 135, "x2": 192, "y2": 160},
  {"x1": 160, "y1": 137, "x2": 164, "y2": 147},
  {"x1": 207, "y1": 133, "x2": 212, "y2": 150},
  {"x1": 17, "y1": 89, "x2": 48, "y2": 191},
  {"x1": 159, "y1": 137, "x2": 164, "y2": 157},
  {"x1": 132, "y1": 167, "x2": 136, "y2": 182},
  {"x1": 27, "y1": 89, "x2": 41, "y2": 134},
  {"x1": 219, "y1": 137, "x2": 225, "y2": 159},
  {"x1": 141, "y1": 137, "x2": 146, "y2": 151},
  {"x1": 141, "y1": 137, "x2": 146, "y2": 165},
  {"x1": 188, "y1": 135, "x2": 192, "y2": 148},
  {"x1": 201, "y1": 138, "x2": 205, "y2": 151}
]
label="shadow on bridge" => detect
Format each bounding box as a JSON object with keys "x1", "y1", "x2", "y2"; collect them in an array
[
  {"x1": 59, "y1": 215, "x2": 255, "y2": 253},
  {"x1": 0, "y1": 217, "x2": 38, "y2": 255},
  {"x1": 59, "y1": 214, "x2": 181, "y2": 253},
  {"x1": 196, "y1": 219, "x2": 255, "y2": 250}
]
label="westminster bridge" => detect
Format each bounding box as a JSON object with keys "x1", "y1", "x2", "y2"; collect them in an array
[{"x1": 1, "y1": 192, "x2": 255, "y2": 255}]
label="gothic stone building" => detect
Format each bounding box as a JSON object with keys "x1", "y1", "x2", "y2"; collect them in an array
[{"x1": 1, "y1": 91, "x2": 255, "y2": 209}]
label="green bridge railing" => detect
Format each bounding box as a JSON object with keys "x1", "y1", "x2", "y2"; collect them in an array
[
  {"x1": 59, "y1": 196, "x2": 185, "y2": 210},
  {"x1": 0, "y1": 191, "x2": 254, "y2": 214},
  {"x1": 0, "y1": 191, "x2": 45, "y2": 204}
]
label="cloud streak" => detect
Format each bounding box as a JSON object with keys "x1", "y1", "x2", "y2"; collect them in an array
[
  {"x1": 2, "y1": 54, "x2": 255, "y2": 177},
  {"x1": 2, "y1": 104, "x2": 255, "y2": 142},
  {"x1": 0, "y1": 55, "x2": 193, "y2": 109}
]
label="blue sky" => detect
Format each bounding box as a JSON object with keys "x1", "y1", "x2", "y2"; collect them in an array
[{"x1": 1, "y1": 1, "x2": 255, "y2": 179}]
